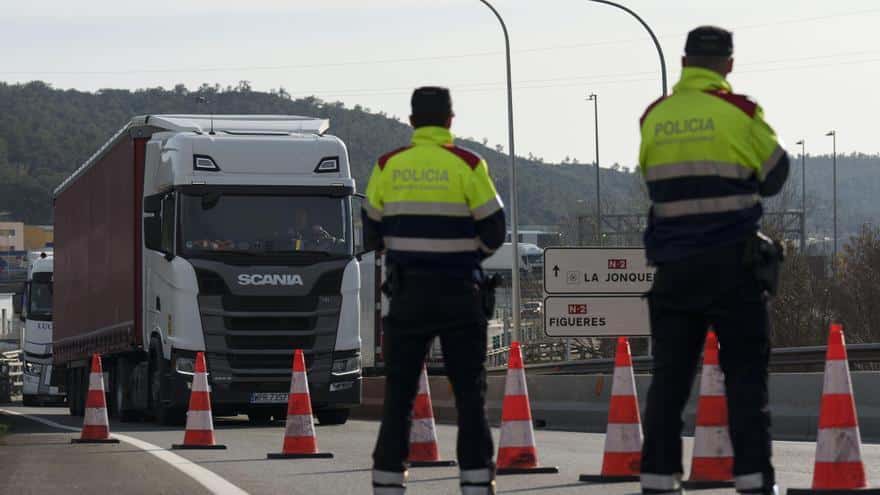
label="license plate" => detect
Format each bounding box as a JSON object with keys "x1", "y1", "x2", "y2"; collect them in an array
[{"x1": 249, "y1": 392, "x2": 288, "y2": 404}]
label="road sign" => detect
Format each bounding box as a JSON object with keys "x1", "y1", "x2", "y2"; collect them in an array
[
  {"x1": 544, "y1": 296, "x2": 650, "y2": 337},
  {"x1": 544, "y1": 247, "x2": 655, "y2": 295}
]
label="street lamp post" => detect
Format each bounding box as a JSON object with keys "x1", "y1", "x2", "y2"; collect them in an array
[
  {"x1": 587, "y1": 93, "x2": 600, "y2": 244},
  {"x1": 587, "y1": 0, "x2": 668, "y2": 96},
  {"x1": 477, "y1": 0, "x2": 522, "y2": 344},
  {"x1": 795, "y1": 139, "x2": 806, "y2": 252},
  {"x1": 826, "y1": 130, "x2": 837, "y2": 275}
]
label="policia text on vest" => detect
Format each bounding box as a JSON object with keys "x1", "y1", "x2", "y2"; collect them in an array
[
  {"x1": 637, "y1": 26, "x2": 789, "y2": 495},
  {"x1": 363, "y1": 87, "x2": 505, "y2": 495}
]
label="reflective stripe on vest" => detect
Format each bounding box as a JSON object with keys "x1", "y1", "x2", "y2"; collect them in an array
[
  {"x1": 644, "y1": 161, "x2": 754, "y2": 182},
  {"x1": 653, "y1": 194, "x2": 759, "y2": 218}
]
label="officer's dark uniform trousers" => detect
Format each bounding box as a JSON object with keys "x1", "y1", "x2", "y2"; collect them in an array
[
  {"x1": 372, "y1": 267, "x2": 494, "y2": 473},
  {"x1": 641, "y1": 240, "x2": 775, "y2": 489}
]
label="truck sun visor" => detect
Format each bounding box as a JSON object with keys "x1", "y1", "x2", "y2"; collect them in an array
[{"x1": 194, "y1": 155, "x2": 221, "y2": 171}]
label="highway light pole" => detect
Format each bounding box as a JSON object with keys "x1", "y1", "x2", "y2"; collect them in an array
[
  {"x1": 795, "y1": 139, "x2": 806, "y2": 252},
  {"x1": 478, "y1": 0, "x2": 522, "y2": 344},
  {"x1": 826, "y1": 130, "x2": 837, "y2": 276},
  {"x1": 587, "y1": 0, "x2": 668, "y2": 96},
  {"x1": 587, "y1": 93, "x2": 601, "y2": 244}
]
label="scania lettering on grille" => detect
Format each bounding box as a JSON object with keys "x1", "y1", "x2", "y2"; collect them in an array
[{"x1": 237, "y1": 274, "x2": 304, "y2": 286}]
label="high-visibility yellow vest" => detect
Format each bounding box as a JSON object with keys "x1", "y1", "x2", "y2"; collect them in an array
[
  {"x1": 639, "y1": 67, "x2": 787, "y2": 262},
  {"x1": 363, "y1": 126, "x2": 504, "y2": 270}
]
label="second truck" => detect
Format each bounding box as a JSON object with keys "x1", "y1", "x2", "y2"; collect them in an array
[{"x1": 53, "y1": 115, "x2": 362, "y2": 424}]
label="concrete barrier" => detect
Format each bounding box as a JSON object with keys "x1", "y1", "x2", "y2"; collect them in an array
[{"x1": 355, "y1": 372, "x2": 880, "y2": 442}]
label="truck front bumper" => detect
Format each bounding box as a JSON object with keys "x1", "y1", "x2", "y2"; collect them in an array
[{"x1": 166, "y1": 352, "x2": 362, "y2": 415}]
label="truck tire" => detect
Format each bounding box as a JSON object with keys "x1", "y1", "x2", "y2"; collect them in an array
[
  {"x1": 67, "y1": 367, "x2": 85, "y2": 417},
  {"x1": 316, "y1": 409, "x2": 350, "y2": 426},
  {"x1": 149, "y1": 338, "x2": 185, "y2": 426},
  {"x1": 22, "y1": 395, "x2": 37, "y2": 407},
  {"x1": 66, "y1": 370, "x2": 76, "y2": 416},
  {"x1": 111, "y1": 358, "x2": 136, "y2": 422}
]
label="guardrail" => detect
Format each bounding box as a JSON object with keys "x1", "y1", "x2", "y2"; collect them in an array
[
  {"x1": 357, "y1": 369, "x2": 880, "y2": 442},
  {"x1": 486, "y1": 342, "x2": 880, "y2": 375}
]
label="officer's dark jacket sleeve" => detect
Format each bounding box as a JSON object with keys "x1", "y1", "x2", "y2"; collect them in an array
[
  {"x1": 362, "y1": 164, "x2": 385, "y2": 252},
  {"x1": 751, "y1": 104, "x2": 790, "y2": 197},
  {"x1": 465, "y1": 159, "x2": 506, "y2": 259},
  {"x1": 759, "y1": 152, "x2": 790, "y2": 197}
]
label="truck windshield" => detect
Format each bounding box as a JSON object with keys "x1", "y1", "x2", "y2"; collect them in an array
[
  {"x1": 28, "y1": 281, "x2": 52, "y2": 320},
  {"x1": 179, "y1": 194, "x2": 351, "y2": 256}
]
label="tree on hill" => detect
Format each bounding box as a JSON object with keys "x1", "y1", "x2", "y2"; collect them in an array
[{"x1": 0, "y1": 81, "x2": 642, "y2": 225}]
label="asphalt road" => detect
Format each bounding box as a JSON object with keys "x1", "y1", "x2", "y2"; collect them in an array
[{"x1": 2, "y1": 405, "x2": 880, "y2": 494}]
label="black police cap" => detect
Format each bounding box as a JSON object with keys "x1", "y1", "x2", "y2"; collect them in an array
[
  {"x1": 411, "y1": 86, "x2": 454, "y2": 116},
  {"x1": 685, "y1": 26, "x2": 733, "y2": 57}
]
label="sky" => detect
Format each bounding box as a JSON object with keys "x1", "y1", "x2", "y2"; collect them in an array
[{"x1": 2, "y1": 0, "x2": 879, "y2": 168}]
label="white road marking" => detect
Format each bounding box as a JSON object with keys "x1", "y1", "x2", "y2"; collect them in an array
[{"x1": 0, "y1": 408, "x2": 249, "y2": 495}]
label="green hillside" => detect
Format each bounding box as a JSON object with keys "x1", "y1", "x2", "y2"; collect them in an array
[
  {"x1": 0, "y1": 81, "x2": 876, "y2": 242},
  {"x1": 0, "y1": 81, "x2": 640, "y2": 227}
]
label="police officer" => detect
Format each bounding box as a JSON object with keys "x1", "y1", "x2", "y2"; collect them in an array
[
  {"x1": 638, "y1": 27, "x2": 789, "y2": 495},
  {"x1": 363, "y1": 87, "x2": 506, "y2": 495}
]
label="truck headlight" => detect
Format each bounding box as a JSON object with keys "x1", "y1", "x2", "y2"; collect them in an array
[
  {"x1": 175, "y1": 356, "x2": 195, "y2": 375},
  {"x1": 331, "y1": 356, "x2": 360, "y2": 375}
]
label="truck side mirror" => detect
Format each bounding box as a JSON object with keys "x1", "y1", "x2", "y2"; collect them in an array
[
  {"x1": 351, "y1": 193, "x2": 367, "y2": 257},
  {"x1": 13, "y1": 293, "x2": 24, "y2": 321},
  {"x1": 144, "y1": 214, "x2": 162, "y2": 252}
]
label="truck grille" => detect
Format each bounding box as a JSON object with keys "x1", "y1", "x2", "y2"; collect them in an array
[
  {"x1": 194, "y1": 267, "x2": 344, "y2": 376},
  {"x1": 225, "y1": 316, "x2": 313, "y2": 331},
  {"x1": 225, "y1": 334, "x2": 317, "y2": 350}
]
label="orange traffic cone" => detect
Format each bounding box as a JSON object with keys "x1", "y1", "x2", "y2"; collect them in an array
[
  {"x1": 172, "y1": 352, "x2": 226, "y2": 450},
  {"x1": 789, "y1": 324, "x2": 880, "y2": 494},
  {"x1": 496, "y1": 342, "x2": 558, "y2": 475},
  {"x1": 684, "y1": 330, "x2": 734, "y2": 489},
  {"x1": 267, "y1": 349, "x2": 333, "y2": 459},
  {"x1": 580, "y1": 337, "x2": 640, "y2": 483},
  {"x1": 408, "y1": 366, "x2": 456, "y2": 467},
  {"x1": 72, "y1": 354, "x2": 119, "y2": 444}
]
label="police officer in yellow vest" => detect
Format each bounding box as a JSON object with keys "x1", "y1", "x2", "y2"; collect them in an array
[
  {"x1": 364, "y1": 87, "x2": 505, "y2": 495},
  {"x1": 638, "y1": 27, "x2": 788, "y2": 495}
]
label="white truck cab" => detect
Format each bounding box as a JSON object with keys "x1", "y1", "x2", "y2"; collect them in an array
[
  {"x1": 54, "y1": 115, "x2": 361, "y2": 425},
  {"x1": 140, "y1": 115, "x2": 361, "y2": 423},
  {"x1": 21, "y1": 255, "x2": 63, "y2": 405}
]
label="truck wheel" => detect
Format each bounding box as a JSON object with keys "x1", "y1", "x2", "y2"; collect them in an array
[
  {"x1": 316, "y1": 409, "x2": 350, "y2": 426},
  {"x1": 22, "y1": 395, "x2": 36, "y2": 407},
  {"x1": 111, "y1": 358, "x2": 136, "y2": 422},
  {"x1": 149, "y1": 339, "x2": 184, "y2": 426},
  {"x1": 66, "y1": 370, "x2": 76, "y2": 416},
  {"x1": 67, "y1": 368, "x2": 85, "y2": 417}
]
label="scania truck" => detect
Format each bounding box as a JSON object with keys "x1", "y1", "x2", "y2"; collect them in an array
[
  {"x1": 54, "y1": 115, "x2": 361, "y2": 424},
  {"x1": 21, "y1": 255, "x2": 65, "y2": 405}
]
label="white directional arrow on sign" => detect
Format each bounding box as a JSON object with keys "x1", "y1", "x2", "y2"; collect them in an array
[{"x1": 543, "y1": 248, "x2": 655, "y2": 295}]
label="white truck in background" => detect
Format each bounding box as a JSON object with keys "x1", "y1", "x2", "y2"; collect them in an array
[
  {"x1": 481, "y1": 242, "x2": 544, "y2": 275},
  {"x1": 21, "y1": 255, "x2": 64, "y2": 405}
]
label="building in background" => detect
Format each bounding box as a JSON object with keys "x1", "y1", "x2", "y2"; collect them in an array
[
  {"x1": 0, "y1": 222, "x2": 24, "y2": 252},
  {"x1": 0, "y1": 293, "x2": 22, "y2": 351},
  {"x1": 24, "y1": 225, "x2": 53, "y2": 251}
]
